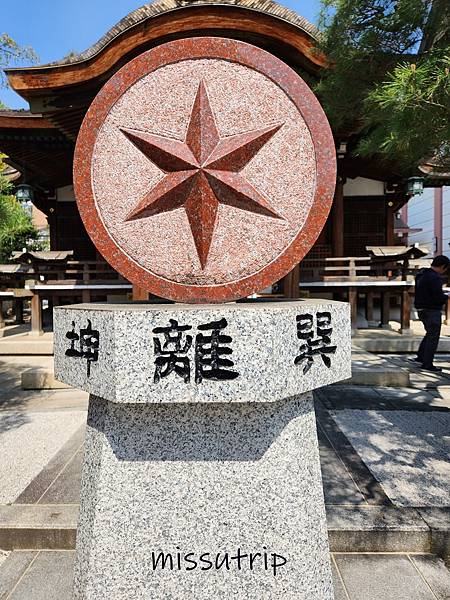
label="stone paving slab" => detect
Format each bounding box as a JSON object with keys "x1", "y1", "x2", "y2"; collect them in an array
[
  {"x1": 0, "y1": 410, "x2": 86, "y2": 504},
  {"x1": 15, "y1": 426, "x2": 84, "y2": 505},
  {"x1": 0, "y1": 550, "x2": 36, "y2": 599},
  {"x1": 330, "y1": 561, "x2": 349, "y2": 600},
  {"x1": 6, "y1": 399, "x2": 374, "y2": 510},
  {"x1": 0, "y1": 551, "x2": 448, "y2": 599},
  {"x1": 315, "y1": 400, "x2": 392, "y2": 506},
  {"x1": 332, "y1": 409, "x2": 450, "y2": 507},
  {"x1": 333, "y1": 553, "x2": 442, "y2": 600},
  {"x1": 410, "y1": 554, "x2": 450, "y2": 599},
  {"x1": 0, "y1": 550, "x2": 74, "y2": 599}
]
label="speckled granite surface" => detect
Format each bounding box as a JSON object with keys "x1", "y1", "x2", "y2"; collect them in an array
[
  {"x1": 73, "y1": 393, "x2": 334, "y2": 599},
  {"x1": 54, "y1": 300, "x2": 351, "y2": 404}
]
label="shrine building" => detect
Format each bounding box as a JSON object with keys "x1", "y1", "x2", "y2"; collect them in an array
[{"x1": 0, "y1": 0, "x2": 437, "y2": 301}]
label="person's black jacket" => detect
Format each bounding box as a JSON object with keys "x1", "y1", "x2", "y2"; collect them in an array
[{"x1": 414, "y1": 268, "x2": 448, "y2": 310}]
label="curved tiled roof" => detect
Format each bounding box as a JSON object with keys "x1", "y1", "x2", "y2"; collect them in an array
[{"x1": 43, "y1": 0, "x2": 320, "y2": 67}]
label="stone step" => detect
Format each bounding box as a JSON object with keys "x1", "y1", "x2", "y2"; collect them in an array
[
  {"x1": 0, "y1": 335, "x2": 53, "y2": 356},
  {"x1": 354, "y1": 336, "x2": 450, "y2": 354},
  {"x1": 21, "y1": 370, "x2": 69, "y2": 390},
  {"x1": 345, "y1": 348, "x2": 411, "y2": 387},
  {"x1": 0, "y1": 505, "x2": 78, "y2": 551},
  {"x1": 1, "y1": 504, "x2": 448, "y2": 562},
  {"x1": 344, "y1": 366, "x2": 410, "y2": 387}
]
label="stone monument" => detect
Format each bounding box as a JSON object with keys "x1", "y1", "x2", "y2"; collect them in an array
[{"x1": 54, "y1": 37, "x2": 350, "y2": 599}]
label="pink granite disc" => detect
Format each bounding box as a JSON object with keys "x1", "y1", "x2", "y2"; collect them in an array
[{"x1": 74, "y1": 37, "x2": 336, "y2": 303}]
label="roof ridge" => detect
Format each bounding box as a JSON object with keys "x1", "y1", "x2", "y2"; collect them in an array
[{"x1": 38, "y1": 0, "x2": 319, "y2": 68}]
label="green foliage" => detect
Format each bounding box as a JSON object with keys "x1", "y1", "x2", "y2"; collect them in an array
[
  {"x1": 0, "y1": 33, "x2": 38, "y2": 87},
  {"x1": 316, "y1": 0, "x2": 450, "y2": 171},
  {"x1": 0, "y1": 158, "x2": 41, "y2": 263},
  {"x1": 360, "y1": 51, "x2": 450, "y2": 169}
]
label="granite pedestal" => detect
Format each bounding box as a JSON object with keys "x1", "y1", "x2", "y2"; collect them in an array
[{"x1": 54, "y1": 300, "x2": 351, "y2": 599}]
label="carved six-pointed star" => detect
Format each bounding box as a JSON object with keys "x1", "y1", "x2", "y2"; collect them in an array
[{"x1": 120, "y1": 80, "x2": 284, "y2": 269}]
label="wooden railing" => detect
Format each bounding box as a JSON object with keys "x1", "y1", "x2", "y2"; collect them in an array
[{"x1": 300, "y1": 256, "x2": 374, "y2": 282}]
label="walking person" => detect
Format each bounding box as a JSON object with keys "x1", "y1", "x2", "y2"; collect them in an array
[{"x1": 414, "y1": 255, "x2": 450, "y2": 372}]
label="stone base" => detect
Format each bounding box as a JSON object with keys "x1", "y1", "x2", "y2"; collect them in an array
[{"x1": 73, "y1": 393, "x2": 334, "y2": 599}]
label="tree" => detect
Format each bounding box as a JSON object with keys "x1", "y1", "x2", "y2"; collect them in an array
[
  {"x1": 0, "y1": 33, "x2": 37, "y2": 89},
  {"x1": 316, "y1": 0, "x2": 450, "y2": 172},
  {"x1": 0, "y1": 156, "x2": 41, "y2": 263},
  {"x1": 0, "y1": 35, "x2": 40, "y2": 260}
]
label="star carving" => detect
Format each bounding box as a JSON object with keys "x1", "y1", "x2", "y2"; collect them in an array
[{"x1": 121, "y1": 80, "x2": 284, "y2": 268}]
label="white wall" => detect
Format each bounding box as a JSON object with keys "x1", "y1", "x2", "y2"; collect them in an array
[
  {"x1": 343, "y1": 177, "x2": 384, "y2": 196},
  {"x1": 441, "y1": 186, "x2": 450, "y2": 258},
  {"x1": 407, "y1": 187, "x2": 435, "y2": 253}
]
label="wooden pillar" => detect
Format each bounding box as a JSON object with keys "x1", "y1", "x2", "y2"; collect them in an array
[
  {"x1": 133, "y1": 285, "x2": 149, "y2": 301},
  {"x1": 0, "y1": 301, "x2": 5, "y2": 329},
  {"x1": 380, "y1": 292, "x2": 391, "y2": 328},
  {"x1": 386, "y1": 204, "x2": 395, "y2": 245},
  {"x1": 82, "y1": 290, "x2": 91, "y2": 303},
  {"x1": 31, "y1": 294, "x2": 43, "y2": 335},
  {"x1": 365, "y1": 291, "x2": 374, "y2": 324},
  {"x1": 400, "y1": 289, "x2": 412, "y2": 334},
  {"x1": 332, "y1": 176, "x2": 345, "y2": 257},
  {"x1": 284, "y1": 264, "x2": 300, "y2": 299},
  {"x1": 48, "y1": 206, "x2": 57, "y2": 250},
  {"x1": 348, "y1": 288, "x2": 358, "y2": 335},
  {"x1": 14, "y1": 298, "x2": 24, "y2": 325}
]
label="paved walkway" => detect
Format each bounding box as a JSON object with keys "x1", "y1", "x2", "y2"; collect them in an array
[
  {"x1": 0, "y1": 550, "x2": 448, "y2": 600},
  {"x1": 0, "y1": 352, "x2": 450, "y2": 597}
]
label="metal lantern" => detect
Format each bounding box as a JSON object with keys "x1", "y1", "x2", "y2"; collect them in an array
[
  {"x1": 15, "y1": 184, "x2": 34, "y2": 217},
  {"x1": 15, "y1": 183, "x2": 35, "y2": 202},
  {"x1": 407, "y1": 177, "x2": 424, "y2": 196}
]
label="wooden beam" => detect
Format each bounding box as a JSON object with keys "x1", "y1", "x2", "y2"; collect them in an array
[{"x1": 0, "y1": 114, "x2": 55, "y2": 129}]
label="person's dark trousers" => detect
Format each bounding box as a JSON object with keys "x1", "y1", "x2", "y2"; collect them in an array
[{"x1": 417, "y1": 309, "x2": 442, "y2": 368}]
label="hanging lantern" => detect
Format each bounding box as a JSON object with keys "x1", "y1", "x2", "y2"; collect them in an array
[
  {"x1": 15, "y1": 183, "x2": 35, "y2": 202},
  {"x1": 407, "y1": 177, "x2": 424, "y2": 196},
  {"x1": 15, "y1": 184, "x2": 34, "y2": 217}
]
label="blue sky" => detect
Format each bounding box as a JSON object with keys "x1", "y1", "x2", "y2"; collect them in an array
[{"x1": 0, "y1": 0, "x2": 322, "y2": 109}]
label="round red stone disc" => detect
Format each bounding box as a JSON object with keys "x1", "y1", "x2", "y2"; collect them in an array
[{"x1": 74, "y1": 37, "x2": 336, "y2": 303}]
